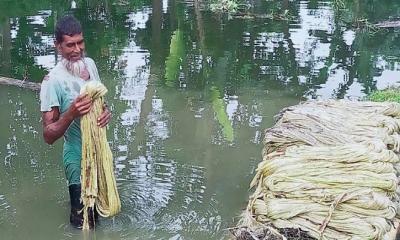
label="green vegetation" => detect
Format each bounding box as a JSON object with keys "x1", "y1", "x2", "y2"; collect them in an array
[
  {"x1": 164, "y1": 29, "x2": 185, "y2": 87},
  {"x1": 209, "y1": 0, "x2": 238, "y2": 14},
  {"x1": 368, "y1": 88, "x2": 400, "y2": 103},
  {"x1": 210, "y1": 86, "x2": 234, "y2": 142}
]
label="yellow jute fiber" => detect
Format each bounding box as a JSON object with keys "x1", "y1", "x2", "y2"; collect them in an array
[
  {"x1": 80, "y1": 81, "x2": 121, "y2": 230},
  {"x1": 237, "y1": 100, "x2": 400, "y2": 240}
]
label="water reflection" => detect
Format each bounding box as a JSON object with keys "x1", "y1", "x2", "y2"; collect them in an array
[
  {"x1": 290, "y1": 2, "x2": 334, "y2": 71},
  {"x1": 2, "y1": 0, "x2": 400, "y2": 239}
]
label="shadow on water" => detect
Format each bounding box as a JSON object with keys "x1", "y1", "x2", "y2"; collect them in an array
[{"x1": 1, "y1": 0, "x2": 400, "y2": 239}]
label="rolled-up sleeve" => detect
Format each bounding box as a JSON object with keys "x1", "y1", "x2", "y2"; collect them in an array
[{"x1": 40, "y1": 76, "x2": 61, "y2": 112}]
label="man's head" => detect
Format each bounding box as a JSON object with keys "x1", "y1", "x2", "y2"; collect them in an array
[{"x1": 55, "y1": 15, "x2": 85, "y2": 62}]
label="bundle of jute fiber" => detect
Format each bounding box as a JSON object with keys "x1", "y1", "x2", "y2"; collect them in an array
[
  {"x1": 278, "y1": 102, "x2": 400, "y2": 135},
  {"x1": 80, "y1": 81, "x2": 121, "y2": 230},
  {"x1": 264, "y1": 101, "x2": 400, "y2": 154},
  {"x1": 264, "y1": 115, "x2": 400, "y2": 154},
  {"x1": 309, "y1": 100, "x2": 400, "y2": 118},
  {"x1": 276, "y1": 100, "x2": 400, "y2": 119},
  {"x1": 240, "y1": 141, "x2": 399, "y2": 240}
]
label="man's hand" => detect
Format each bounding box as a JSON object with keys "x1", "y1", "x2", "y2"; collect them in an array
[
  {"x1": 42, "y1": 94, "x2": 92, "y2": 145},
  {"x1": 68, "y1": 93, "x2": 92, "y2": 118},
  {"x1": 97, "y1": 103, "x2": 112, "y2": 128}
]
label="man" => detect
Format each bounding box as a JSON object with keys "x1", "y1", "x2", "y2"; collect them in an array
[{"x1": 40, "y1": 15, "x2": 111, "y2": 228}]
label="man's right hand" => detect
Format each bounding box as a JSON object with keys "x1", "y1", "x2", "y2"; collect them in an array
[
  {"x1": 68, "y1": 94, "x2": 92, "y2": 118},
  {"x1": 42, "y1": 94, "x2": 92, "y2": 145}
]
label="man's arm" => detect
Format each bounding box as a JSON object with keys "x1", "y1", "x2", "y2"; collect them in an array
[{"x1": 42, "y1": 94, "x2": 92, "y2": 144}]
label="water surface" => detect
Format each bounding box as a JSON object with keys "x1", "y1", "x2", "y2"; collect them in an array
[{"x1": 1, "y1": 0, "x2": 400, "y2": 239}]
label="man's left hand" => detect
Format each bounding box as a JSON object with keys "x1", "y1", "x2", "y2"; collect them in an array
[{"x1": 97, "y1": 103, "x2": 112, "y2": 128}]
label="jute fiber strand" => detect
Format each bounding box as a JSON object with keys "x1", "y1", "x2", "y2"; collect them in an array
[
  {"x1": 238, "y1": 100, "x2": 400, "y2": 240},
  {"x1": 80, "y1": 81, "x2": 121, "y2": 230}
]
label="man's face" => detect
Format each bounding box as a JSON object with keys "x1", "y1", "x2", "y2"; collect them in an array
[{"x1": 56, "y1": 33, "x2": 85, "y2": 62}]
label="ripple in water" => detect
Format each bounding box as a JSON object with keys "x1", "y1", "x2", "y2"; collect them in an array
[
  {"x1": 0, "y1": 194, "x2": 16, "y2": 226},
  {"x1": 99, "y1": 153, "x2": 222, "y2": 239}
]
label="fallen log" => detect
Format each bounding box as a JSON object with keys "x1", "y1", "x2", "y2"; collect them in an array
[
  {"x1": 375, "y1": 20, "x2": 400, "y2": 28},
  {"x1": 0, "y1": 76, "x2": 41, "y2": 91}
]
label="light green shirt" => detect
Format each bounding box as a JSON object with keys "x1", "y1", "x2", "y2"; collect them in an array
[{"x1": 40, "y1": 57, "x2": 101, "y2": 175}]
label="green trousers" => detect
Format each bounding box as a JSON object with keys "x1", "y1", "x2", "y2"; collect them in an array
[{"x1": 63, "y1": 144, "x2": 82, "y2": 186}]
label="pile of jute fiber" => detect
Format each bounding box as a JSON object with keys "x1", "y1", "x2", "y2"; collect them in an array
[
  {"x1": 234, "y1": 100, "x2": 400, "y2": 240},
  {"x1": 80, "y1": 81, "x2": 121, "y2": 230}
]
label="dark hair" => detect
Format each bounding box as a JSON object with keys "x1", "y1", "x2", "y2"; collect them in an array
[{"x1": 55, "y1": 15, "x2": 82, "y2": 43}]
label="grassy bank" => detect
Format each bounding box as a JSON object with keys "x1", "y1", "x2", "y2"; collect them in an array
[{"x1": 367, "y1": 88, "x2": 400, "y2": 103}]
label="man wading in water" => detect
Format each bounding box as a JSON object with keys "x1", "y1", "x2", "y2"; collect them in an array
[{"x1": 40, "y1": 15, "x2": 111, "y2": 228}]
